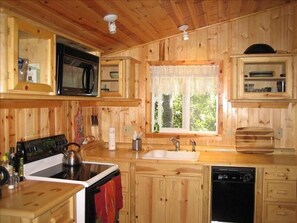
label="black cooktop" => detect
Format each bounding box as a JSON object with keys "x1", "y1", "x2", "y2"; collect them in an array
[{"x1": 31, "y1": 163, "x2": 113, "y2": 181}]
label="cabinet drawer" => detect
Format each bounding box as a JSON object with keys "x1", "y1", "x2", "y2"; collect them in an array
[
  {"x1": 36, "y1": 198, "x2": 74, "y2": 223},
  {"x1": 264, "y1": 167, "x2": 297, "y2": 180},
  {"x1": 135, "y1": 163, "x2": 203, "y2": 176},
  {"x1": 263, "y1": 202, "x2": 297, "y2": 223},
  {"x1": 50, "y1": 198, "x2": 73, "y2": 223},
  {"x1": 264, "y1": 181, "x2": 297, "y2": 202}
]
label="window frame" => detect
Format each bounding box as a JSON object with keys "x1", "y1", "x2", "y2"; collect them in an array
[{"x1": 145, "y1": 60, "x2": 223, "y2": 138}]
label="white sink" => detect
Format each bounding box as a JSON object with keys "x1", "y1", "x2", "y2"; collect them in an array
[{"x1": 142, "y1": 150, "x2": 199, "y2": 161}]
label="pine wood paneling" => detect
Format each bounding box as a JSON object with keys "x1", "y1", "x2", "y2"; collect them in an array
[
  {"x1": 0, "y1": 4, "x2": 297, "y2": 156},
  {"x1": 0, "y1": 102, "x2": 68, "y2": 153},
  {"x1": 102, "y1": 4, "x2": 297, "y2": 150},
  {"x1": 1, "y1": 0, "x2": 296, "y2": 54}
]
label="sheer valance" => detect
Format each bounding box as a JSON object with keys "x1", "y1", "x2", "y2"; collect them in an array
[{"x1": 150, "y1": 65, "x2": 218, "y2": 96}]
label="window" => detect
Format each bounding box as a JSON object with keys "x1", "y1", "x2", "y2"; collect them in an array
[{"x1": 150, "y1": 64, "x2": 219, "y2": 134}]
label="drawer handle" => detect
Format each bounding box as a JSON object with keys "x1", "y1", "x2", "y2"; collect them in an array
[
  {"x1": 276, "y1": 211, "x2": 287, "y2": 216},
  {"x1": 276, "y1": 173, "x2": 286, "y2": 177},
  {"x1": 276, "y1": 190, "x2": 288, "y2": 195}
]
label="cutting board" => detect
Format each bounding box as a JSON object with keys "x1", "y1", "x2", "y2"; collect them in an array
[{"x1": 236, "y1": 127, "x2": 274, "y2": 153}]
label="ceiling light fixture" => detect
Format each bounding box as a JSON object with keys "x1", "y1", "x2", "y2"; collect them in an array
[
  {"x1": 104, "y1": 14, "x2": 118, "y2": 34},
  {"x1": 179, "y1": 24, "x2": 189, "y2": 41}
]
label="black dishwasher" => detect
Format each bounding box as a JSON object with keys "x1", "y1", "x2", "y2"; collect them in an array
[{"x1": 211, "y1": 166, "x2": 255, "y2": 223}]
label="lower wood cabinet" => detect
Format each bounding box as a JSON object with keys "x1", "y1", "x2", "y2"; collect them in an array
[
  {"x1": 0, "y1": 196, "x2": 75, "y2": 223},
  {"x1": 262, "y1": 167, "x2": 297, "y2": 223},
  {"x1": 134, "y1": 163, "x2": 204, "y2": 223},
  {"x1": 33, "y1": 198, "x2": 74, "y2": 223}
]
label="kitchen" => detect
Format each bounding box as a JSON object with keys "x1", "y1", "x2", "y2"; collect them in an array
[{"x1": 0, "y1": 0, "x2": 297, "y2": 223}]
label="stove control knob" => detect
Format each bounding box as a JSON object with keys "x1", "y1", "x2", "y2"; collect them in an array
[
  {"x1": 243, "y1": 173, "x2": 253, "y2": 182},
  {"x1": 218, "y1": 174, "x2": 228, "y2": 180}
]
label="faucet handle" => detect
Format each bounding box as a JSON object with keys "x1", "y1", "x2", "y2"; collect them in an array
[
  {"x1": 170, "y1": 137, "x2": 180, "y2": 151},
  {"x1": 190, "y1": 139, "x2": 196, "y2": 152},
  {"x1": 170, "y1": 137, "x2": 179, "y2": 142}
]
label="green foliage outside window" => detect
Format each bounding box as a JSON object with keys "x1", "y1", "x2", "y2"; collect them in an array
[
  {"x1": 154, "y1": 92, "x2": 217, "y2": 132},
  {"x1": 190, "y1": 92, "x2": 217, "y2": 131}
]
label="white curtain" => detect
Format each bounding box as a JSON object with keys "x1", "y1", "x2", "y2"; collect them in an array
[{"x1": 150, "y1": 65, "x2": 218, "y2": 96}]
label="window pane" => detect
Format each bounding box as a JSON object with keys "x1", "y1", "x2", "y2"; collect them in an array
[
  {"x1": 160, "y1": 94, "x2": 183, "y2": 128},
  {"x1": 161, "y1": 94, "x2": 173, "y2": 127},
  {"x1": 190, "y1": 93, "x2": 217, "y2": 132},
  {"x1": 173, "y1": 95, "x2": 182, "y2": 128},
  {"x1": 151, "y1": 64, "x2": 219, "y2": 134}
]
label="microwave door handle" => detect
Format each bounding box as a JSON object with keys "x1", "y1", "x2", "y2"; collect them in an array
[
  {"x1": 82, "y1": 67, "x2": 87, "y2": 91},
  {"x1": 82, "y1": 67, "x2": 95, "y2": 94},
  {"x1": 89, "y1": 66, "x2": 95, "y2": 93}
]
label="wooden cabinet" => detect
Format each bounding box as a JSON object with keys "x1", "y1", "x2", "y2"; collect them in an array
[
  {"x1": 262, "y1": 167, "x2": 297, "y2": 223},
  {"x1": 0, "y1": 181, "x2": 82, "y2": 223},
  {"x1": 0, "y1": 196, "x2": 75, "y2": 223},
  {"x1": 231, "y1": 54, "x2": 295, "y2": 102},
  {"x1": 33, "y1": 197, "x2": 74, "y2": 223},
  {"x1": 135, "y1": 163, "x2": 204, "y2": 223},
  {"x1": 4, "y1": 17, "x2": 55, "y2": 94},
  {"x1": 100, "y1": 56, "x2": 140, "y2": 98}
]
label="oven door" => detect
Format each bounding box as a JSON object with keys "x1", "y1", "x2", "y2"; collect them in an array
[{"x1": 86, "y1": 169, "x2": 121, "y2": 223}]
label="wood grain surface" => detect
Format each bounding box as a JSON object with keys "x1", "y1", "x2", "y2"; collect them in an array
[{"x1": 236, "y1": 127, "x2": 275, "y2": 153}]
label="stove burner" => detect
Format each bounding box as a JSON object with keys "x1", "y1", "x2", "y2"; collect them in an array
[{"x1": 31, "y1": 163, "x2": 113, "y2": 181}]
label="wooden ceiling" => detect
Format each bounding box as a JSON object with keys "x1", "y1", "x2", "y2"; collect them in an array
[{"x1": 1, "y1": 0, "x2": 296, "y2": 55}]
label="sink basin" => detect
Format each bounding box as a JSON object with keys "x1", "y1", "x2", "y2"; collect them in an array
[{"x1": 142, "y1": 150, "x2": 199, "y2": 161}]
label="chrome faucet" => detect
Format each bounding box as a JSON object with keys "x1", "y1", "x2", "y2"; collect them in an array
[
  {"x1": 190, "y1": 139, "x2": 196, "y2": 152},
  {"x1": 170, "y1": 137, "x2": 180, "y2": 151}
]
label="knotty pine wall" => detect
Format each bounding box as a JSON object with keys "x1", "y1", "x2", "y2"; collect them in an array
[
  {"x1": 97, "y1": 4, "x2": 297, "y2": 150},
  {"x1": 0, "y1": 4, "x2": 296, "y2": 156}
]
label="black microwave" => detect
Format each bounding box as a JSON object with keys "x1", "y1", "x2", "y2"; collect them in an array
[{"x1": 56, "y1": 43, "x2": 99, "y2": 96}]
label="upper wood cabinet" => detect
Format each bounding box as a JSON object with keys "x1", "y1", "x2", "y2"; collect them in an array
[
  {"x1": 100, "y1": 56, "x2": 140, "y2": 98},
  {"x1": 231, "y1": 54, "x2": 295, "y2": 102},
  {"x1": 4, "y1": 17, "x2": 55, "y2": 94}
]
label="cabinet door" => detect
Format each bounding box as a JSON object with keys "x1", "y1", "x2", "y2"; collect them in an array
[
  {"x1": 135, "y1": 174, "x2": 166, "y2": 223},
  {"x1": 166, "y1": 176, "x2": 203, "y2": 223},
  {"x1": 100, "y1": 59, "x2": 124, "y2": 97},
  {"x1": 7, "y1": 17, "x2": 55, "y2": 94},
  {"x1": 235, "y1": 55, "x2": 293, "y2": 100},
  {"x1": 100, "y1": 56, "x2": 139, "y2": 98}
]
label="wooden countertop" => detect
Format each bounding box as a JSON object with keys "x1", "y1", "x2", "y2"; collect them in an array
[
  {"x1": 0, "y1": 180, "x2": 83, "y2": 219},
  {"x1": 82, "y1": 141, "x2": 297, "y2": 167}
]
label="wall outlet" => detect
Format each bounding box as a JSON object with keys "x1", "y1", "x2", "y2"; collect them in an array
[{"x1": 275, "y1": 128, "x2": 283, "y2": 139}]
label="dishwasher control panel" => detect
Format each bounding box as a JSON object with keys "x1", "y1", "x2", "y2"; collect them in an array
[{"x1": 212, "y1": 166, "x2": 255, "y2": 183}]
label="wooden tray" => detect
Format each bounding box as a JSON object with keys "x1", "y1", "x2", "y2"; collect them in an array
[{"x1": 236, "y1": 127, "x2": 274, "y2": 153}]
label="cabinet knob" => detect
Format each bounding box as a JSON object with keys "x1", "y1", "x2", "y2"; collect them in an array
[
  {"x1": 276, "y1": 190, "x2": 288, "y2": 195},
  {"x1": 276, "y1": 172, "x2": 286, "y2": 177}
]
